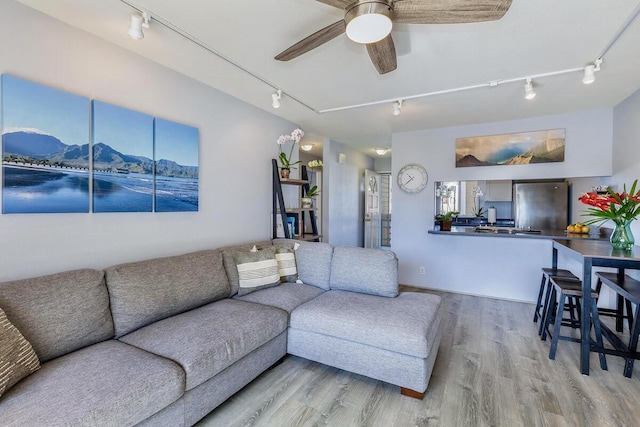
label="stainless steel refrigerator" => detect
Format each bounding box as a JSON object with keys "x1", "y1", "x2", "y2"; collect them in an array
[{"x1": 513, "y1": 181, "x2": 569, "y2": 230}]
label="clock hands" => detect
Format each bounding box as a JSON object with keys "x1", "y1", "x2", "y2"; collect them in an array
[{"x1": 404, "y1": 174, "x2": 414, "y2": 185}]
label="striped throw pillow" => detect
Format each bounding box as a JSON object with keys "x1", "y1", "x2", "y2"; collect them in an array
[
  {"x1": 235, "y1": 247, "x2": 280, "y2": 296},
  {"x1": 275, "y1": 247, "x2": 298, "y2": 283},
  {"x1": 0, "y1": 307, "x2": 40, "y2": 398}
]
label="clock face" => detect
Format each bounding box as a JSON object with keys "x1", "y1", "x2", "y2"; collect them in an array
[{"x1": 397, "y1": 164, "x2": 428, "y2": 194}]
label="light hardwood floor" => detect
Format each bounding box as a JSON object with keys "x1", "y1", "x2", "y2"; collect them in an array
[{"x1": 197, "y1": 288, "x2": 640, "y2": 427}]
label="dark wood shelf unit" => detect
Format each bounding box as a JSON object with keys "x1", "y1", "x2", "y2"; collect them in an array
[{"x1": 272, "y1": 159, "x2": 320, "y2": 241}]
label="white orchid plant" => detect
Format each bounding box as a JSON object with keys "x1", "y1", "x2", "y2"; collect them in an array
[
  {"x1": 308, "y1": 160, "x2": 323, "y2": 169},
  {"x1": 471, "y1": 186, "x2": 485, "y2": 217},
  {"x1": 276, "y1": 128, "x2": 304, "y2": 169}
]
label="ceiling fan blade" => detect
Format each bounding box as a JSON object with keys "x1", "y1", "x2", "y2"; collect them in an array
[
  {"x1": 316, "y1": 0, "x2": 353, "y2": 8},
  {"x1": 366, "y1": 35, "x2": 397, "y2": 75},
  {"x1": 275, "y1": 20, "x2": 346, "y2": 61},
  {"x1": 394, "y1": 0, "x2": 512, "y2": 24}
]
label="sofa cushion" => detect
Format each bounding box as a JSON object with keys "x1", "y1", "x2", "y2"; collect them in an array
[
  {"x1": 273, "y1": 239, "x2": 333, "y2": 290},
  {"x1": 234, "y1": 282, "x2": 325, "y2": 314},
  {"x1": 221, "y1": 241, "x2": 273, "y2": 296},
  {"x1": 290, "y1": 290, "x2": 443, "y2": 358},
  {"x1": 0, "y1": 269, "x2": 113, "y2": 362},
  {"x1": 119, "y1": 299, "x2": 288, "y2": 391},
  {"x1": 235, "y1": 247, "x2": 280, "y2": 296},
  {"x1": 106, "y1": 249, "x2": 229, "y2": 337},
  {"x1": 0, "y1": 307, "x2": 40, "y2": 398},
  {"x1": 0, "y1": 340, "x2": 185, "y2": 426},
  {"x1": 329, "y1": 246, "x2": 398, "y2": 297}
]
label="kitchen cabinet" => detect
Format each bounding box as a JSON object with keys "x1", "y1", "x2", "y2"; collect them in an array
[{"x1": 485, "y1": 180, "x2": 512, "y2": 201}]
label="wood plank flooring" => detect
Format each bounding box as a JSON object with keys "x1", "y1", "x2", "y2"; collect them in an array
[{"x1": 197, "y1": 288, "x2": 640, "y2": 426}]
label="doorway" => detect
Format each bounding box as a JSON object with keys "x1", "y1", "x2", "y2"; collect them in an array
[{"x1": 364, "y1": 170, "x2": 392, "y2": 248}]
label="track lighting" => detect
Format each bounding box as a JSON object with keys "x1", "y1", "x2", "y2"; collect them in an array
[
  {"x1": 524, "y1": 78, "x2": 536, "y2": 100},
  {"x1": 393, "y1": 100, "x2": 403, "y2": 116},
  {"x1": 127, "y1": 11, "x2": 150, "y2": 40},
  {"x1": 300, "y1": 143, "x2": 313, "y2": 151},
  {"x1": 582, "y1": 58, "x2": 602, "y2": 84},
  {"x1": 272, "y1": 89, "x2": 282, "y2": 109},
  {"x1": 375, "y1": 148, "x2": 387, "y2": 156}
]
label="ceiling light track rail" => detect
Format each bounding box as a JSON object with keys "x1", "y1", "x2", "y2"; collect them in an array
[
  {"x1": 119, "y1": 0, "x2": 318, "y2": 113},
  {"x1": 118, "y1": 0, "x2": 639, "y2": 116}
]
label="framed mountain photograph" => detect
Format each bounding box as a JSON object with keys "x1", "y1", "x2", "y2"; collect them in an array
[
  {"x1": 92, "y1": 100, "x2": 154, "y2": 212},
  {"x1": 154, "y1": 118, "x2": 199, "y2": 212},
  {"x1": 2, "y1": 74, "x2": 90, "y2": 213},
  {"x1": 455, "y1": 129, "x2": 566, "y2": 168}
]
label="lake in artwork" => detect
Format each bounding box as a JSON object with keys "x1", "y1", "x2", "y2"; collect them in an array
[
  {"x1": 3, "y1": 165, "x2": 199, "y2": 213},
  {"x1": 3, "y1": 164, "x2": 89, "y2": 213}
]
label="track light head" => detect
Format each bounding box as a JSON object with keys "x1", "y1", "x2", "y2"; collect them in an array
[
  {"x1": 582, "y1": 59, "x2": 602, "y2": 85},
  {"x1": 128, "y1": 12, "x2": 149, "y2": 40},
  {"x1": 393, "y1": 100, "x2": 403, "y2": 116},
  {"x1": 524, "y1": 78, "x2": 536, "y2": 100},
  {"x1": 272, "y1": 89, "x2": 282, "y2": 108}
]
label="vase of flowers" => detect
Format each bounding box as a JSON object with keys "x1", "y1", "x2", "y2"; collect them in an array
[
  {"x1": 276, "y1": 128, "x2": 304, "y2": 177},
  {"x1": 579, "y1": 180, "x2": 640, "y2": 250}
]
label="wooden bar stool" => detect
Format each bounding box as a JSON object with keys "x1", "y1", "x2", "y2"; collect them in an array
[
  {"x1": 535, "y1": 267, "x2": 580, "y2": 336},
  {"x1": 544, "y1": 277, "x2": 608, "y2": 371},
  {"x1": 594, "y1": 272, "x2": 640, "y2": 377},
  {"x1": 595, "y1": 274, "x2": 634, "y2": 333}
]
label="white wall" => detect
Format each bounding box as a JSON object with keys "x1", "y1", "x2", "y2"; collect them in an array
[
  {"x1": 391, "y1": 108, "x2": 615, "y2": 301},
  {"x1": 374, "y1": 157, "x2": 391, "y2": 172},
  {"x1": 323, "y1": 139, "x2": 374, "y2": 247},
  {"x1": 0, "y1": 2, "x2": 296, "y2": 281}
]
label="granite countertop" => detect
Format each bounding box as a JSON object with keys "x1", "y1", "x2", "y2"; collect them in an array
[{"x1": 428, "y1": 226, "x2": 608, "y2": 241}]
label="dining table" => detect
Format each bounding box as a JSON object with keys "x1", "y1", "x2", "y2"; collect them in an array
[{"x1": 552, "y1": 239, "x2": 640, "y2": 375}]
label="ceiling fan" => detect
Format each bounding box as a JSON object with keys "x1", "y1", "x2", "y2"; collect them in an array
[{"x1": 275, "y1": 0, "x2": 512, "y2": 74}]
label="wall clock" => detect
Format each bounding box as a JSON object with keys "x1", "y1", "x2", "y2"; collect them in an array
[{"x1": 397, "y1": 163, "x2": 428, "y2": 194}]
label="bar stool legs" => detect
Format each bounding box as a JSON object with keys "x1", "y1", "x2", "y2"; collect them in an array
[
  {"x1": 546, "y1": 277, "x2": 607, "y2": 371},
  {"x1": 534, "y1": 268, "x2": 580, "y2": 324},
  {"x1": 595, "y1": 277, "x2": 634, "y2": 333}
]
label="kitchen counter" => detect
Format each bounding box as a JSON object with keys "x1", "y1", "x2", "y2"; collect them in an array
[{"x1": 428, "y1": 226, "x2": 607, "y2": 241}]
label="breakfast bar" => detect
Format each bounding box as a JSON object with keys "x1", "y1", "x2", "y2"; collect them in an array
[{"x1": 552, "y1": 239, "x2": 640, "y2": 375}]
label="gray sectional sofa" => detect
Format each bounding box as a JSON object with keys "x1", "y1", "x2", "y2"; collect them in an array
[{"x1": 0, "y1": 239, "x2": 443, "y2": 426}]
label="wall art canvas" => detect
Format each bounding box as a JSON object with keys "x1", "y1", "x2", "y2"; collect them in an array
[
  {"x1": 92, "y1": 100, "x2": 154, "y2": 212},
  {"x1": 154, "y1": 118, "x2": 199, "y2": 212},
  {"x1": 455, "y1": 128, "x2": 566, "y2": 168},
  {"x1": 2, "y1": 75, "x2": 90, "y2": 213}
]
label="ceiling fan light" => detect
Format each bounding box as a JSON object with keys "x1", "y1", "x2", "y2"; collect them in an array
[
  {"x1": 524, "y1": 78, "x2": 536, "y2": 100},
  {"x1": 345, "y1": 2, "x2": 394, "y2": 44}
]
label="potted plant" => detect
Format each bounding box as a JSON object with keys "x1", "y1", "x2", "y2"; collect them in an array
[
  {"x1": 276, "y1": 128, "x2": 304, "y2": 179},
  {"x1": 435, "y1": 211, "x2": 459, "y2": 231},
  {"x1": 302, "y1": 185, "x2": 320, "y2": 208}
]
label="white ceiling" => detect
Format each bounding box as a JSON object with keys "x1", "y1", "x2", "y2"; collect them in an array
[{"x1": 16, "y1": 0, "x2": 640, "y2": 157}]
